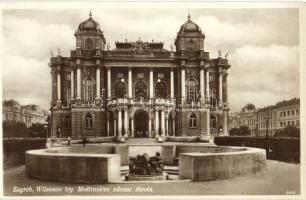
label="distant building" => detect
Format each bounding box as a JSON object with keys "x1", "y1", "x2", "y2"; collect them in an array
[
  {"x1": 2, "y1": 99, "x2": 48, "y2": 127},
  {"x1": 229, "y1": 98, "x2": 300, "y2": 137}
]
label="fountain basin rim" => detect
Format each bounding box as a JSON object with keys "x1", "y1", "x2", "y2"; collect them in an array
[
  {"x1": 180, "y1": 147, "x2": 265, "y2": 156},
  {"x1": 26, "y1": 149, "x2": 118, "y2": 158}
]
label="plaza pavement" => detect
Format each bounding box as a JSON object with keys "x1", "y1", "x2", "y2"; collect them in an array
[{"x1": 3, "y1": 160, "x2": 300, "y2": 196}]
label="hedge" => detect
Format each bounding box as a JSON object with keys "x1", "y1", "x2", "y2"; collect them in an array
[
  {"x1": 3, "y1": 138, "x2": 47, "y2": 169},
  {"x1": 214, "y1": 136, "x2": 300, "y2": 163},
  {"x1": 166, "y1": 136, "x2": 210, "y2": 143}
]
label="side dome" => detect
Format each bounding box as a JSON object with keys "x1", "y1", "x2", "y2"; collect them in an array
[
  {"x1": 178, "y1": 14, "x2": 203, "y2": 35},
  {"x1": 77, "y1": 12, "x2": 101, "y2": 33}
]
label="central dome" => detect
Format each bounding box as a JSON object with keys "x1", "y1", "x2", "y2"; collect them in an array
[{"x1": 77, "y1": 12, "x2": 101, "y2": 33}]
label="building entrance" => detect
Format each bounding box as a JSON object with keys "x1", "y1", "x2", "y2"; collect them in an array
[{"x1": 134, "y1": 110, "x2": 149, "y2": 138}]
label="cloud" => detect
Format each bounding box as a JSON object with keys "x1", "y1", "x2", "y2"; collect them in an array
[
  {"x1": 3, "y1": 15, "x2": 75, "y2": 60},
  {"x1": 1, "y1": 9, "x2": 299, "y2": 112},
  {"x1": 228, "y1": 44, "x2": 299, "y2": 111},
  {"x1": 2, "y1": 55, "x2": 51, "y2": 109}
]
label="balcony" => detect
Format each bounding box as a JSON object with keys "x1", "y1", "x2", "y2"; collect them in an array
[{"x1": 107, "y1": 97, "x2": 176, "y2": 111}]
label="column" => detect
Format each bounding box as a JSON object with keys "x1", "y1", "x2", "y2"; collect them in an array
[
  {"x1": 118, "y1": 110, "x2": 122, "y2": 136},
  {"x1": 148, "y1": 118, "x2": 152, "y2": 137},
  {"x1": 57, "y1": 72, "x2": 61, "y2": 102},
  {"x1": 76, "y1": 67, "x2": 81, "y2": 99},
  {"x1": 149, "y1": 69, "x2": 154, "y2": 98},
  {"x1": 128, "y1": 68, "x2": 132, "y2": 99},
  {"x1": 205, "y1": 67, "x2": 210, "y2": 100},
  {"x1": 206, "y1": 109, "x2": 210, "y2": 136},
  {"x1": 172, "y1": 118, "x2": 175, "y2": 136},
  {"x1": 155, "y1": 111, "x2": 159, "y2": 136},
  {"x1": 181, "y1": 68, "x2": 186, "y2": 99},
  {"x1": 219, "y1": 68, "x2": 223, "y2": 103},
  {"x1": 161, "y1": 110, "x2": 165, "y2": 136},
  {"x1": 170, "y1": 69, "x2": 174, "y2": 98},
  {"x1": 107, "y1": 67, "x2": 111, "y2": 98},
  {"x1": 200, "y1": 68, "x2": 205, "y2": 99},
  {"x1": 165, "y1": 118, "x2": 168, "y2": 136},
  {"x1": 96, "y1": 66, "x2": 101, "y2": 98},
  {"x1": 106, "y1": 119, "x2": 109, "y2": 137},
  {"x1": 131, "y1": 118, "x2": 134, "y2": 137},
  {"x1": 70, "y1": 69, "x2": 74, "y2": 99},
  {"x1": 114, "y1": 119, "x2": 117, "y2": 136},
  {"x1": 124, "y1": 110, "x2": 129, "y2": 136},
  {"x1": 223, "y1": 111, "x2": 228, "y2": 136}
]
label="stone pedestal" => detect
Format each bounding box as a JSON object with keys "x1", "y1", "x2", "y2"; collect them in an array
[
  {"x1": 179, "y1": 147, "x2": 266, "y2": 181},
  {"x1": 161, "y1": 145, "x2": 176, "y2": 165},
  {"x1": 113, "y1": 145, "x2": 129, "y2": 166},
  {"x1": 26, "y1": 149, "x2": 121, "y2": 183}
]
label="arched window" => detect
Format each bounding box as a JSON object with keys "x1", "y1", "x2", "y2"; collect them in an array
[
  {"x1": 189, "y1": 113, "x2": 197, "y2": 128},
  {"x1": 83, "y1": 78, "x2": 95, "y2": 103},
  {"x1": 155, "y1": 81, "x2": 168, "y2": 98},
  {"x1": 114, "y1": 81, "x2": 127, "y2": 98},
  {"x1": 210, "y1": 95, "x2": 218, "y2": 109},
  {"x1": 64, "y1": 115, "x2": 71, "y2": 129},
  {"x1": 186, "y1": 78, "x2": 198, "y2": 104},
  {"x1": 85, "y1": 113, "x2": 93, "y2": 128},
  {"x1": 85, "y1": 38, "x2": 94, "y2": 49},
  {"x1": 135, "y1": 80, "x2": 147, "y2": 99},
  {"x1": 64, "y1": 88, "x2": 71, "y2": 106},
  {"x1": 210, "y1": 115, "x2": 217, "y2": 128}
]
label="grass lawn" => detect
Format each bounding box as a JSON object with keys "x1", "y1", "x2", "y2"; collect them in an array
[{"x1": 3, "y1": 160, "x2": 300, "y2": 196}]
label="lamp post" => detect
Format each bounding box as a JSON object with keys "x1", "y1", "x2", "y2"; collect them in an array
[
  {"x1": 44, "y1": 124, "x2": 48, "y2": 138},
  {"x1": 264, "y1": 113, "x2": 270, "y2": 137}
]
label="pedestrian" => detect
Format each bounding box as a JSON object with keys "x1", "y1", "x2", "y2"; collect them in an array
[
  {"x1": 82, "y1": 137, "x2": 87, "y2": 147},
  {"x1": 56, "y1": 127, "x2": 61, "y2": 138},
  {"x1": 67, "y1": 136, "x2": 71, "y2": 146}
]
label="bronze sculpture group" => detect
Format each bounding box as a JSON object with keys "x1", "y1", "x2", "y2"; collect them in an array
[{"x1": 129, "y1": 152, "x2": 164, "y2": 175}]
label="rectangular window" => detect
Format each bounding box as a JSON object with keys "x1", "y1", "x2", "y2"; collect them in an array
[
  {"x1": 292, "y1": 110, "x2": 294, "y2": 115},
  {"x1": 189, "y1": 114, "x2": 197, "y2": 128},
  {"x1": 283, "y1": 111, "x2": 286, "y2": 117},
  {"x1": 66, "y1": 73, "x2": 71, "y2": 81},
  {"x1": 137, "y1": 73, "x2": 144, "y2": 79},
  {"x1": 209, "y1": 72, "x2": 215, "y2": 81},
  {"x1": 65, "y1": 118, "x2": 71, "y2": 129},
  {"x1": 296, "y1": 109, "x2": 299, "y2": 114},
  {"x1": 297, "y1": 120, "x2": 300, "y2": 126},
  {"x1": 157, "y1": 73, "x2": 164, "y2": 78},
  {"x1": 280, "y1": 122, "x2": 282, "y2": 127},
  {"x1": 117, "y1": 73, "x2": 124, "y2": 78},
  {"x1": 280, "y1": 112, "x2": 282, "y2": 117},
  {"x1": 287, "y1": 110, "x2": 290, "y2": 116}
]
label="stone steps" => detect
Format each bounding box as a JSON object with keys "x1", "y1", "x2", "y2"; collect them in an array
[{"x1": 125, "y1": 137, "x2": 157, "y2": 144}]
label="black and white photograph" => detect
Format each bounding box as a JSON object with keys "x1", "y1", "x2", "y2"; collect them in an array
[{"x1": 0, "y1": 2, "x2": 305, "y2": 199}]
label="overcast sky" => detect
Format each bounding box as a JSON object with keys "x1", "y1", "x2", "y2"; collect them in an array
[{"x1": 1, "y1": 8, "x2": 299, "y2": 112}]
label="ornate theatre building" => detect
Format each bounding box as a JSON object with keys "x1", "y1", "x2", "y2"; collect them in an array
[{"x1": 49, "y1": 13, "x2": 231, "y2": 138}]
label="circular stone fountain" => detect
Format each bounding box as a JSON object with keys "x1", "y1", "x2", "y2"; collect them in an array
[{"x1": 25, "y1": 143, "x2": 266, "y2": 183}]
